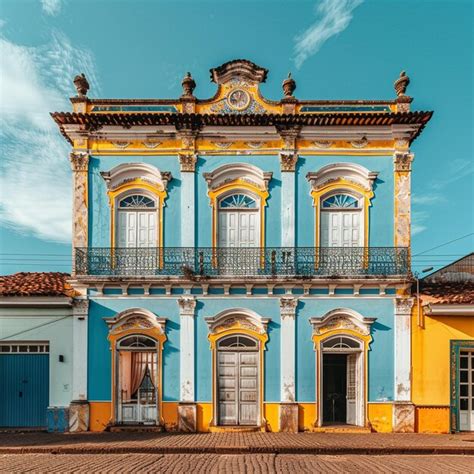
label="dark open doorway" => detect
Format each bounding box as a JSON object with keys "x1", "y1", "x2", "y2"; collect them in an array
[{"x1": 323, "y1": 354, "x2": 347, "y2": 424}]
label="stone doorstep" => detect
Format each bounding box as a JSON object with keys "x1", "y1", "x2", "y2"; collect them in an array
[
  {"x1": 1, "y1": 445, "x2": 474, "y2": 456},
  {"x1": 312, "y1": 426, "x2": 371, "y2": 433},
  {"x1": 209, "y1": 425, "x2": 262, "y2": 433},
  {"x1": 108, "y1": 425, "x2": 164, "y2": 433}
]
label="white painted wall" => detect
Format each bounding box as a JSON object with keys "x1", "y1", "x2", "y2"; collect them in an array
[
  {"x1": 0, "y1": 306, "x2": 73, "y2": 407},
  {"x1": 281, "y1": 172, "x2": 295, "y2": 247},
  {"x1": 181, "y1": 172, "x2": 195, "y2": 247}
]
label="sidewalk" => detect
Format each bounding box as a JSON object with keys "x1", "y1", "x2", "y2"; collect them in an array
[{"x1": 1, "y1": 432, "x2": 474, "y2": 455}]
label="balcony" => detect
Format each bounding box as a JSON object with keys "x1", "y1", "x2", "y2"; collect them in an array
[{"x1": 75, "y1": 247, "x2": 410, "y2": 279}]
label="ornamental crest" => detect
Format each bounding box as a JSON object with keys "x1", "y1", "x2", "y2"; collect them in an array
[{"x1": 314, "y1": 316, "x2": 367, "y2": 336}]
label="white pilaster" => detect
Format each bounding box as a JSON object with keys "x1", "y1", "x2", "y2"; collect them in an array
[
  {"x1": 279, "y1": 153, "x2": 297, "y2": 248},
  {"x1": 394, "y1": 298, "x2": 414, "y2": 401},
  {"x1": 178, "y1": 297, "x2": 196, "y2": 401},
  {"x1": 72, "y1": 299, "x2": 89, "y2": 401},
  {"x1": 179, "y1": 154, "x2": 197, "y2": 248},
  {"x1": 280, "y1": 297, "x2": 298, "y2": 402}
]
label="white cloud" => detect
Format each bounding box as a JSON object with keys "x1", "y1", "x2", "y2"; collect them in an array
[
  {"x1": 412, "y1": 194, "x2": 445, "y2": 205},
  {"x1": 41, "y1": 0, "x2": 62, "y2": 16},
  {"x1": 412, "y1": 210, "x2": 429, "y2": 236},
  {"x1": 293, "y1": 0, "x2": 363, "y2": 69},
  {"x1": 0, "y1": 31, "x2": 99, "y2": 243}
]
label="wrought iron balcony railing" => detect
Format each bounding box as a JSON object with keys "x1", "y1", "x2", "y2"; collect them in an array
[{"x1": 75, "y1": 247, "x2": 410, "y2": 279}]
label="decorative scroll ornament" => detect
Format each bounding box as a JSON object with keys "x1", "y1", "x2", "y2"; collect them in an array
[
  {"x1": 178, "y1": 297, "x2": 196, "y2": 317},
  {"x1": 69, "y1": 152, "x2": 89, "y2": 172},
  {"x1": 112, "y1": 141, "x2": 130, "y2": 149},
  {"x1": 313, "y1": 140, "x2": 332, "y2": 149},
  {"x1": 211, "y1": 142, "x2": 233, "y2": 149},
  {"x1": 394, "y1": 70, "x2": 410, "y2": 97},
  {"x1": 394, "y1": 152, "x2": 414, "y2": 172},
  {"x1": 351, "y1": 136, "x2": 368, "y2": 148},
  {"x1": 179, "y1": 153, "x2": 197, "y2": 172},
  {"x1": 105, "y1": 308, "x2": 167, "y2": 336},
  {"x1": 280, "y1": 152, "x2": 298, "y2": 172},
  {"x1": 205, "y1": 308, "x2": 270, "y2": 336},
  {"x1": 73, "y1": 299, "x2": 89, "y2": 317},
  {"x1": 179, "y1": 130, "x2": 197, "y2": 150},
  {"x1": 311, "y1": 308, "x2": 376, "y2": 337},
  {"x1": 246, "y1": 142, "x2": 264, "y2": 149},
  {"x1": 395, "y1": 298, "x2": 415, "y2": 315},
  {"x1": 395, "y1": 138, "x2": 409, "y2": 149},
  {"x1": 142, "y1": 140, "x2": 162, "y2": 149},
  {"x1": 73, "y1": 73, "x2": 89, "y2": 97},
  {"x1": 280, "y1": 297, "x2": 298, "y2": 320}
]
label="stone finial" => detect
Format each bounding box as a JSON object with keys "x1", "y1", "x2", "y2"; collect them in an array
[
  {"x1": 394, "y1": 70, "x2": 410, "y2": 97},
  {"x1": 181, "y1": 72, "x2": 196, "y2": 97},
  {"x1": 282, "y1": 73, "x2": 296, "y2": 98},
  {"x1": 73, "y1": 73, "x2": 89, "y2": 98}
]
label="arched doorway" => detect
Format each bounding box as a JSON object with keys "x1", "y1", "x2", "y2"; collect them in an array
[
  {"x1": 217, "y1": 334, "x2": 259, "y2": 426},
  {"x1": 116, "y1": 335, "x2": 158, "y2": 424},
  {"x1": 106, "y1": 308, "x2": 167, "y2": 427}
]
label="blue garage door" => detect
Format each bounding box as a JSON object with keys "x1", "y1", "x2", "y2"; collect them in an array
[{"x1": 0, "y1": 343, "x2": 49, "y2": 428}]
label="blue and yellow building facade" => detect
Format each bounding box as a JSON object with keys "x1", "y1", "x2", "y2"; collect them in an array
[{"x1": 52, "y1": 60, "x2": 433, "y2": 432}]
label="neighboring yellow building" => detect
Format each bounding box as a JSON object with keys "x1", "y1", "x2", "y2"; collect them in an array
[{"x1": 412, "y1": 253, "x2": 474, "y2": 432}]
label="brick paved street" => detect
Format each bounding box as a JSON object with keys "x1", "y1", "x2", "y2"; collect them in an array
[
  {"x1": 1, "y1": 432, "x2": 474, "y2": 455},
  {"x1": 1, "y1": 453, "x2": 473, "y2": 473}
]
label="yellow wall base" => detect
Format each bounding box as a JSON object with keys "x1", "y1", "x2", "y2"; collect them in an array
[
  {"x1": 89, "y1": 402, "x2": 112, "y2": 432},
  {"x1": 368, "y1": 403, "x2": 393, "y2": 432},
  {"x1": 415, "y1": 406, "x2": 450, "y2": 433}
]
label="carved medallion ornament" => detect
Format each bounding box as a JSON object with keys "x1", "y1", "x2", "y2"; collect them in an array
[
  {"x1": 315, "y1": 316, "x2": 368, "y2": 336},
  {"x1": 227, "y1": 89, "x2": 251, "y2": 111},
  {"x1": 142, "y1": 140, "x2": 162, "y2": 149},
  {"x1": 110, "y1": 316, "x2": 154, "y2": 335},
  {"x1": 211, "y1": 142, "x2": 233, "y2": 149},
  {"x1": 280, "y1": 153, "x2": 298, "y2": 172},
  {"x1": 214, "y1": 317, "x2": 263, "y2": 335},
  {"x1": 179, "y1": 153, "x2": 197, "y2": 172},
  {"x1": 112, "y1": 141, "x2": 130, "y2": 149},
  {"x1": 394, "y1": 152, "x2": 414, "y2": 172},
  {"x1": 246, "y1": 142, "x2": 264, "y2": 149}
]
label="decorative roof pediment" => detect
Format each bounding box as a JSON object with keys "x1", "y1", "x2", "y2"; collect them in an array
[
  {"x1": 307, "y1": 163, "x2": 378, "y2": 193},
  {"x1": 203, "y1": 163, "x2": 272, "y2": 192},
  {"x1": 199, "y1": 59, "x2": 279, "y2": 115},
  {"x1": 101, "y1": 163, "x2": 171, "y2": 192}
]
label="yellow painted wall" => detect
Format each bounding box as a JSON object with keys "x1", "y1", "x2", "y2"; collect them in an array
[
  {"x1": 162, "y1": 402, "x2": 179, "y2": 431},
  {"x1": 415, "y1": 406, "x2": 450, "y2": 433},
  {"x1": 298, "y1": 403, "x2": 317, "y2": 432},
  {"x1": 196, "y1": 403, "x2": 213, "y2": 432},
  {"x1": 367, "y1": 403, "x2": 392, "y2": 432},
  {"x1": 89, "y1": 402, "x2": 112, "y2": 432},
  {"x1": 264, "y1": 403, "x2": 280, "y2": 432},
  {"x1": 412, "y1": 303, "x2": 474, "y2": 406}
]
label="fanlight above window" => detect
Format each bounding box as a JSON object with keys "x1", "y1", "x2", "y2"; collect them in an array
[
  {"x1": 322, "y1": 336, "x2": 361, "y2": 349},
  {"x1": 219, "y1": 194, "x2": 257, "y2": 209},
  {"x1": 117, "y1": 335, "x2": 157, "y2": 349},
  {"x1": 119, "y1": 195, "x2": 156, "y2": 209},
  {"x1": 218, "y1": 335, "x2": 258, "y2": 349},
  {"x1": 322, "y1": 194, "x2": 359, "y2": 209}
]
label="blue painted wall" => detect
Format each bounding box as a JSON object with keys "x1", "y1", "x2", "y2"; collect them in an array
[
  {"x1": 88, "y1": 154, "x2": 393, "y2": 249},
  {"x1": 88, "y1": 297, "x2": 394, "y2": 403}
]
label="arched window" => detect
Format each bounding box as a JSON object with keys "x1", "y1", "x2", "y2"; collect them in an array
[
  {"x1": 117, "y1": 193, "x2": 158, "y2": 248},
  {"x1": 219, "y1": 194, "x2": 257, "y2": 209},
  {"x1": 320, "y1": 192, "x2": 363, "y2": 247},
  {"x1": 322, "y1": 194, "x2": 359, "y2": 209},
  {"x1": 322, "y1": 336, "x2": 361, "y2": 349},
  {"x1": 119, "y1": 195, "x2": 156, "y2": 209},
  {"x1": 117, "y1": 334, "x2": 157, "y2": 349},
  {"x1": 217, "y1": 334, "x2": 258, "y2": 349},
  {"x1": 218, "y1": 192, "x2": 259, "y2": 248}
]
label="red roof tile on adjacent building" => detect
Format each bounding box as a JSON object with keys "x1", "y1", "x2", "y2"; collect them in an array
[
  {"x1": 0, "y1": 272, "x2": 74, "y2": 297},
  {"x1": 420, "y1": 281, "x2": 474, "y2": 305}
]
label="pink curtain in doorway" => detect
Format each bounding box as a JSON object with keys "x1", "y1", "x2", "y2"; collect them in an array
[{"x1": 130, "y1": 352, "x2": 158, "y2": 396}]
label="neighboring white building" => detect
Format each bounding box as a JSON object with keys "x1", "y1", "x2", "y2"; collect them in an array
[{"x1": 0, "y1": 273, "x2": 74, "y2": 431}]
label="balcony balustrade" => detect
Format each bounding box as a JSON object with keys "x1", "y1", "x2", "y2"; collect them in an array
[{"x1": 75, "y1": 247, "x2": 410, "y2": 279}]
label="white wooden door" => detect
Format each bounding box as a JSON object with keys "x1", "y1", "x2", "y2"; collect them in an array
[
  {"x1": 118, "y1": 211, "x2": 156, "y2": 248},
  {"x1": 346, "y1": 354, "x2": 357, "y2": 425},
  {"x1": 321, "y1": 212, "x2": 361, "y2": 247},
  {"x1": 218, "y1": 211, "x2": 258, "y2": 248},
  {"x1": 459, "y1": 351, "x2": 474, "y2": 431}
]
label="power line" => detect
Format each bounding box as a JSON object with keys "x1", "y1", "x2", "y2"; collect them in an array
[
  {"x1": 413, "y1": 233, "x2": 474, "y2": 257},
  {"x1": 0, "y1": 315, "x2": 72, "y2": 341}
]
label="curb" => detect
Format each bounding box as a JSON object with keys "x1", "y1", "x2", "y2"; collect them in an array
[{"x1": 1, "y1": 446, "x2": 473, "y2": 456}]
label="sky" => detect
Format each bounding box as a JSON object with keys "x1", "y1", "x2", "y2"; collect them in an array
[{"x1": 0, "y1": 0, "x2": 472, "y2": 275}]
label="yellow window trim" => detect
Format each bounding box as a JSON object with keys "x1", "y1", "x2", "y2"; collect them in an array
[{"x1": 208, "y1": 179, "x2": 269, "y2": 249}]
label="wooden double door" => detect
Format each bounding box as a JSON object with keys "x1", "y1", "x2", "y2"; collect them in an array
[{"x1": 217, "y1": 336, "x2": 259, "y2": 426}]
